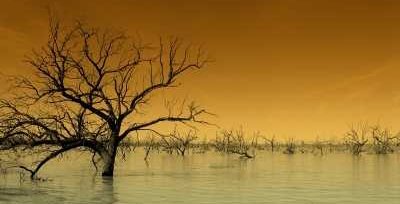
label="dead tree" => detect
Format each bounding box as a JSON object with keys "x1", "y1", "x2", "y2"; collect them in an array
[
  {"x1": 371, "y1": 125, "x2": 395, "y2": 154},
  {"x1": 0, "y1": 18, "x2": 210, "y2": 178},
  {"x1": 298, "y1": 140, "x2": 306, "y2": 153},
  {"x1": 259, "y1": 135, "x2": 277, "y2": 152},
  {"x1": 159, "y1": 130, "x2": 198, "y2": 156},
  {"x1": 170, "y1": 130, "x2": 198, "y2": 156},
  {"x1": 192, "y1": 137, "x2": 210, "y2": 154},
  {"x1": 283, "y1": 138, "x2": 296, "y2": 154},
  {"x1": 344, "y1": 123, "x2": 369, "y2": 155},
  {"x1": 142, "y1": 134, "x2": 158, "y2": 161},
  {"x1": 215, "y1": 129, "x2": 254, "y2": 159},
  {"x1": 250, "y1": 131, "x2": 260, "y2": 149},
  {"x1": 312, "y1": 137, "x2": 325, "y2": 155}
]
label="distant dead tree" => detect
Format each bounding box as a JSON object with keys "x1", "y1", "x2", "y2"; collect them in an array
[
  {"x1": 250, "y1": 131, "x2": 261, "y2": 149},
  {"x1": 394, "y1": 137, "x2": 400, "y2": 147},
  {"x1": 159, "y1": 129, "x2": 198, "y2": 156},
  {"x1": 173, "y1": 130, "x2": 198, "y2": 156},
  {"x1": 192, "y1": 137, "x2": 210, "y2": 154},
  {"x1": 312, "y1": 137, "x2": 325, "y2": 155},
  {"x1": 215, "y1": 128, "x2": 254, "y2": 159},
  {"x1": 118, "y1": 137, "x2": 138, "y2": 161},
  {"x1": 283, "y1": 138, "x2": 296, "y2": 154},
  {"x1": 371, "y1": 125, "x2": 396, "y2": 154},
  {"x1": 0, "y1": 17, "x2": 211, "y2": 178},
  {"x1": 344, "y1": 123, "x2": 369, "y2": 155},
  {"x1": 326, "y1": 139, "x2": 338, "y2": 153},
  {"x1": 259, "y1": 135, "x2": 277, "y2": 152},
  {"x1": 142, "y1": 134, "x2": 158, "y2": 161},
  {"x1": 298, "y1": 140, "x2": 306, "y2": 153}
]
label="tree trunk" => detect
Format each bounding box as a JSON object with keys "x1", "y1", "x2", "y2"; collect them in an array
[
  {"x1": 101, "y1": 139, "x2": 118, "y2": 177},
  {"x1": 101, "y1": 153, "x2": 116, "y2": 176}
]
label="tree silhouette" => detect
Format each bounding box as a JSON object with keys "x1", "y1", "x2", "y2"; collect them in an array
[{"x1": 0, "y1": 18, "x2": 210, "y2": 178}]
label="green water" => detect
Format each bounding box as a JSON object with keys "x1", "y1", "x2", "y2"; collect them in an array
[{"x1": 0, "y1": 151, "x2": 399, "y2": 203}]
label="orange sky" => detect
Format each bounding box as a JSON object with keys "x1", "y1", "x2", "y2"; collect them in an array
[{"x1": 1, "y1": 0, "x2": 400, "y2": 140}]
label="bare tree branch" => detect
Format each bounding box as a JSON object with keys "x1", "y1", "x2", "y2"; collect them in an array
[{"x1": 0, "y1": 17, "x2": 211, "y2": 177}]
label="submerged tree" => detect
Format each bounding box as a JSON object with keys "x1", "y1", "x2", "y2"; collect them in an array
[
  {"x1": 371, "y1": 125, "x2": 397, "y2": 154},
  {"x1": 159, "y1": 129, "x2": 198, "y2": 156},
  {"x1": 312, "y1": 137, "x2": 325, "y2": 155},
  {"x1": 214, "y1": 128, "x2": 255, "y2": 159},
  {"x1": 259, "y1": 135, "x2": 277, "y2": 152},
  {"x1": 283, "y1": 138, "x2": 296, "y2": 154},
  {"x1": 344, "y1": 123, "x2": 369, "y2": 155},
  {"x1": 0, "y1": 18, "x2": 210, "y2": 178}
]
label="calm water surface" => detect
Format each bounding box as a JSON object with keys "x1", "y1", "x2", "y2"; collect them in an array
[{"x1": 0, "y1": 151, "x2": 399, "y2": 203}]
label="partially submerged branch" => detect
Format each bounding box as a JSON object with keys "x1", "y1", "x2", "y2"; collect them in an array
[
  {"x1": 344, "y1": 123, "x2": 369, "y2": 155},
  {"x1": 283, "y1": 138, "x2": 296, "y2": 154},
  {"x1": 214, "y1": 128, "x2": 255, "y2": 159}
]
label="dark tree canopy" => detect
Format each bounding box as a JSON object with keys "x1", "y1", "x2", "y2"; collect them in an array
[{"x1": 0, "y1": 18, "x2": 211, "y2": 178}]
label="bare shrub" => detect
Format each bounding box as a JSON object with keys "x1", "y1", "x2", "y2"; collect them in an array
[
  {"x1": 283, "y1": 138, "x2": 296, "y2": 154},
  {"x1": 160, "y1": 130, "x2": 198, "y2": 156},
  {"x1": 344, "y1": 123, "x2": 369, "y2": 155},
  {"x1": 312, "y1": 137, "x2": 325, "y2": 155},
  {"x1": 260, "y1": 135, "x2": 278, "y2": 152},
  {"x1": 141, "y1": 134, "x2": 159, "y2": 161},
  {"x1": 371, "y1": 125, "x2": 396, "y2": 154},
  {"x1": 214, "y1": 129, "x2": 254, "y2": 158},
  {"x1": 192, "y1": 137, "x2": 210, "y2": 154}
]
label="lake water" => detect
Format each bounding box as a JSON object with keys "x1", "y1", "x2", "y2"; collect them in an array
[{"x1": 0, "y1": 150, "x2": 399, "y2": 203}]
